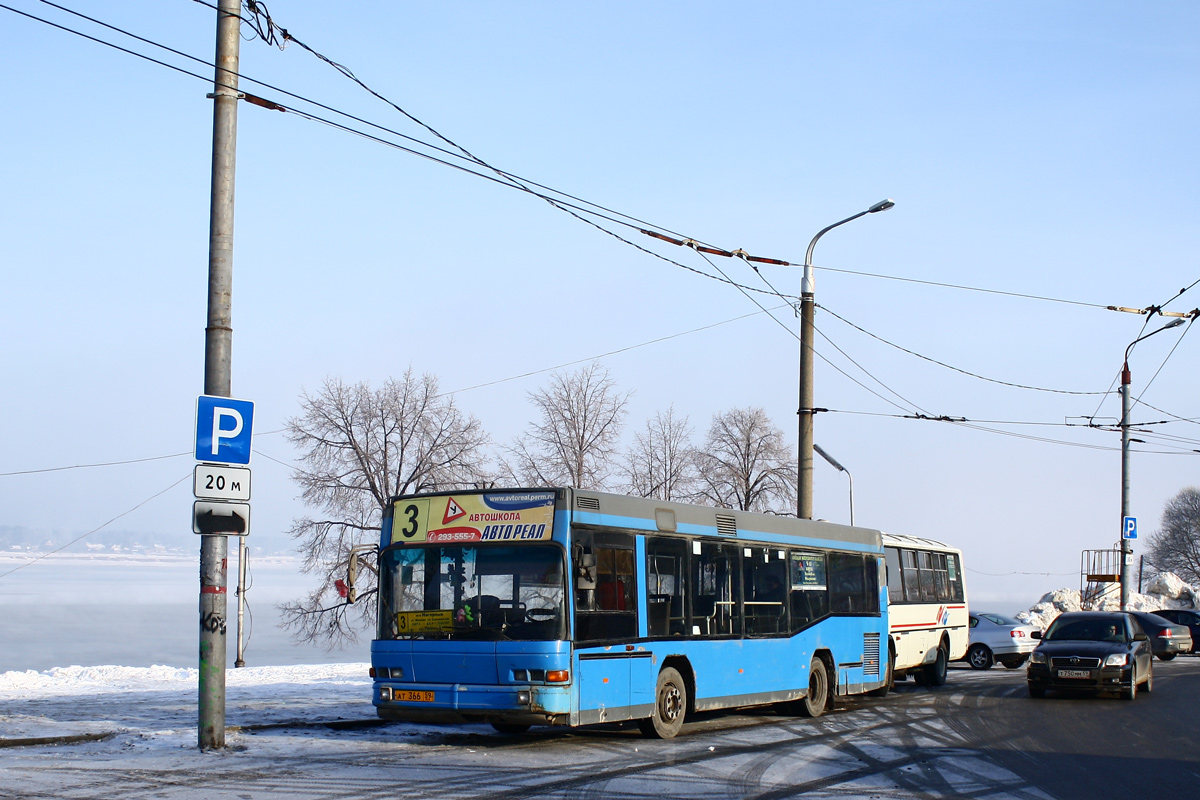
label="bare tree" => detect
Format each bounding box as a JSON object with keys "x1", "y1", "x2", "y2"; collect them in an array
[
  {"x1": 504, "y1": 363, "x2": 631, "y2": 490},
  {"x1": 1147, "y1": 487, "x2": 1200, "y2": 585},
  {"x1": 281, "y1": 371, "x2": 490, "y2": 646},
  {"x1": 621, "y1": 406, "x2": 697, "y2": 501},
  {"x1": 694, "y1": 406, "x2": 795, "y2": 513}
]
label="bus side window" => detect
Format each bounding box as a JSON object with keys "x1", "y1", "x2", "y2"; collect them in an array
[
  {"x1": 900, "y1": 549, "x2": 920, "y2": 603},
  {"x1": 829, "y1": 552, "x2": 867, "y2": 612},
  {"x1": 646, "y1": 536, "x2": 687, "y2": 637},
  {"x1": 692, "y1": 542, "x2": 740, "y2": 636},
  {"x1": 744, "y1": 546, "x2": 787, "y2": 636},
  {"x1": 789, "y1": 550, "x2": 828, "y2": 631},
  {"x1": 884, "y1": 547, "x2": 904, "y2": 603},
  {"x1": 947, "y1": 553, "x2": 964, "y2": 601},
  {"x1": 573, "y1": 531, "x2": 637, "y2": 642}
]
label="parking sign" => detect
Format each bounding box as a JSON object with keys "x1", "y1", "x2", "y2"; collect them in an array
[
  {"x1": 1123, "y1": 516, "x2": 1137, "y2": 540},
  {"x1": 195, "y1": 395, "x2": 255, "y2": 465}
]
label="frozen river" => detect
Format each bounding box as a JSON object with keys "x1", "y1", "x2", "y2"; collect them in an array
[{"x1": 0, "y1": 552, "x2": 363, "y2": 672}]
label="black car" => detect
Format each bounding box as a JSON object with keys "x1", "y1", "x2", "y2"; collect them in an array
[
  {"x1": 1026, "y1": 611, "x2": 1153, "y2": 700},
  {"x1": 1127, "y1": 610, "x2": 1193, "y2": 659},
  {"x1": 1145, "y1": 608, "x2": 1200, "y2": 654}
]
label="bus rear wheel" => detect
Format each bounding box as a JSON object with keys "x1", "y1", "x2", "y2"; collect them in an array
[
  {"x1": 639, "y1": 666, "x2": 687, "y2": 739},
  {"x1": 800, "y1": 657, "x2": 829, "y2": 717},
  {"x1": 923, "y1": 643, "x2": 949, "y2": 687}
]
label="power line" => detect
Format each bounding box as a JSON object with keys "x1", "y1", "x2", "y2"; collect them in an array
[
  {"x1": 444, "y1": 305, "x2": 789, "y2": 397},
  {"x1": 1131, "y1": 315, "x2": 1196, "y2": 414},
  {"x1": 12, "y1": 1, "x2": 777, "y2": 298},
  {"x1": 822, "y1": 408, "x2": 1199, "y2": 455},
  {"x1": 0, "y1": 473, "x2": 191, "y2": 581},
  {"x1": 20, "y1": 1, "x2": 1182, "y2": 320},
  {"x1": 819, "y1": 305, "x2": 1110, "y2": 396},
  {"x1": 0, "y1": 452, "x2": 191, "y2": 477}
]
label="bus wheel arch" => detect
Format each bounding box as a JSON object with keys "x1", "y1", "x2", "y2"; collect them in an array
[
  {"x1": 923, "y1": 635, "x2": 950, "y2": 687},
  {"x1": 658, "y1": 656, "x2": 695, "y2": 714},
  {"x1": 867, "y1": 642, "x2": 895, "y2": 697}
]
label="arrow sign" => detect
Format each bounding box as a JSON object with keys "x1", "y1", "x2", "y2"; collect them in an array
[{"x1": 193, "y1": 501, "x2": 251, "y2": 536}]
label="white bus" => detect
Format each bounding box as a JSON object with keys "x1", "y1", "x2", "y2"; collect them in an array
[{"x1": 881, "y1": 533, "x2": 968, "y2": 686}]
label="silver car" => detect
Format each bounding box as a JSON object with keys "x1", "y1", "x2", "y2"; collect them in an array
[{"x1": 964, "y1": 612, "x2": 1039, "y2": 669}]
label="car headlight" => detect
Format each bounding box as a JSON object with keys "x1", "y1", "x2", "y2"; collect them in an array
[
  {"x1": 1030, "y1": 651, "x2": 1047, "y2": 664},
  {"x1": 1104, "y1": 653, "x2": 1129, "y2": 667}
]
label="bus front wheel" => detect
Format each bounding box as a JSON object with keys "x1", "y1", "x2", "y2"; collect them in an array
[
  {"x1": 800, "y1": 657, "x2": 829, "y2": 717},
  {"x1": 639, "y1": 666, "x2": 687, "y2": 739}
]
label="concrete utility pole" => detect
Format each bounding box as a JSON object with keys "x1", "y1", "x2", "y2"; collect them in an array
[
  {"x1": 199, "y1": 0, "x2": 241, "y2": 751},
  {"x1": 798, "y1": 200, "x2": 893, "y2": 519},
  {"x1": 1118, "y1": 318, "x2": 1185, "y2": 610}
]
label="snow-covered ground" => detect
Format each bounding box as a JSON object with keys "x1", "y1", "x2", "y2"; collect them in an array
[{"x1": 0, "y1": 662, "x2": 375, "y2": 743}]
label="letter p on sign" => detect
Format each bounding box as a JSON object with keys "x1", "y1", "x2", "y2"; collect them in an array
[
  {"x1": 195, "y1": 395, "x2": 255, "y2": 465},
  {"x1": 211, "y1": 407, "x2": 243, "y2": 456}
]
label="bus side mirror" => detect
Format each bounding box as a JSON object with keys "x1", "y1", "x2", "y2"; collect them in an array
[
  {"x1": 346, "y1": 551, "x2": 359, "y2": 604},
  {"x1": 577, "y1": 554, "x2": 597, "y2": 590}
]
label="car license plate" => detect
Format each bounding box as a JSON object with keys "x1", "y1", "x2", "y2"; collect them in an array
[
  {"x1": 395, "y1": 690, "x2": 435, "y2": 702},
  {"x1": 1057, "y1": 669, "x2": 1090, "y2": 679}
]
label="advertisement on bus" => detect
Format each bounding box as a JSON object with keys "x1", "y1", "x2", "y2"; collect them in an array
[{"x1": 388, "y1": 491, "x2": 556, "y2": 545}]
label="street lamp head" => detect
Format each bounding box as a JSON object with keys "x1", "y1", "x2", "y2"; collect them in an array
[
  {"x1": 868, "y1": 199, "x2": 895, "y2": 213},
  {"x1": 1163, "y1": 318, "x2": 1186, "y2": 330}
]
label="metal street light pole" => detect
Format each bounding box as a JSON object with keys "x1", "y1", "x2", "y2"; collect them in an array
[
  {"x1": 1119, "y1": 318, "x2": 1185, "y2": 609},
  {"x1": 813, "y1": 443, "x2": 854, "y2": 526},
  {"x1": 798, "y1": 199, "x2": 894, "y2": 519}
]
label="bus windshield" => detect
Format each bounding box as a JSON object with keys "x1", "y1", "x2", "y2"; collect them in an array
[{"x1": 379, "y1": 544, "x2": 566, "y2": 641}]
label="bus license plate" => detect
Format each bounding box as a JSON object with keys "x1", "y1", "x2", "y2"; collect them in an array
[
  {"x1": 1057, "y1": 669, "x2": 1089, "y2": 679},
  {"x1": 395, "y1": 690, "x2": 435, "y2": 702}
]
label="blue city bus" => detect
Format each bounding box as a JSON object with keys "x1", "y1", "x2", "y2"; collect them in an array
[{"x1": 372, "y1": 488, "x2": 890, "y2": 738}]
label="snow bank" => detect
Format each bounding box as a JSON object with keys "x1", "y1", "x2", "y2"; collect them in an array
[
  {"x1": 1016, "y1": 572, "x2": 1198, "y2": 629},
  {"x1": 0, "y1": 662, "x2": 369, "y2": 700}
]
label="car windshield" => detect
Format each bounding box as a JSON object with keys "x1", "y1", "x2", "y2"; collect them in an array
[
  {"x1": 1044, "y1": 617, "x2": 1126, "y2": 643},
  {"x1": 981, "y1": 613, "x2": 1021, "y2": 626}
]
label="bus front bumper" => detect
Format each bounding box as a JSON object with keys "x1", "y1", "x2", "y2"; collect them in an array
[{"x1": 374, "y1": 682, "x2": 572, "y2": 726}]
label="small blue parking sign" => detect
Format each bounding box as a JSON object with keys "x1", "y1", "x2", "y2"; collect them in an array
[
  {"x1": 1123, "y1": 516, "x2": 1138, "y2": 540},
  {"x1": 195, "y1": 395, "x2": 255, "y2": 465}
]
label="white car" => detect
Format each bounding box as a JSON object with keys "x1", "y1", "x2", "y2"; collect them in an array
[{"x1": 964, "y1": 612, "x2": 1039, "y2": 669}]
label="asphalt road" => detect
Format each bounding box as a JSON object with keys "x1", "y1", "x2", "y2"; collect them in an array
[
  {"x1": 4, "y1": 658, "x2": 1198, "y2": 799},
  {"x1": 937, "y1": 657, "x2": 1200, "y2": 799}
]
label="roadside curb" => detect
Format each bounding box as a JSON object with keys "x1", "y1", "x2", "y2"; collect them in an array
[
  {"x1": 0, "y1": 732, "x2": 116, "y2": 749},
  {"x1": 235, "y1": 718, "x2": 390, "y2": 733},
  {"x1": 0, "y1": 719, "x2": 388, "y2": 749}
]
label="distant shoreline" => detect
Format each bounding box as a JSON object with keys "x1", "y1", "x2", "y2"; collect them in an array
[{"x1": 0, "y1": 551, "x2": 299, "y2": 566}]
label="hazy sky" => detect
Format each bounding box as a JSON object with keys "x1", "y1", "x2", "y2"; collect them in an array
[{"x1": 2, "y1": 1, "x2": 1197, "y2": 609}]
